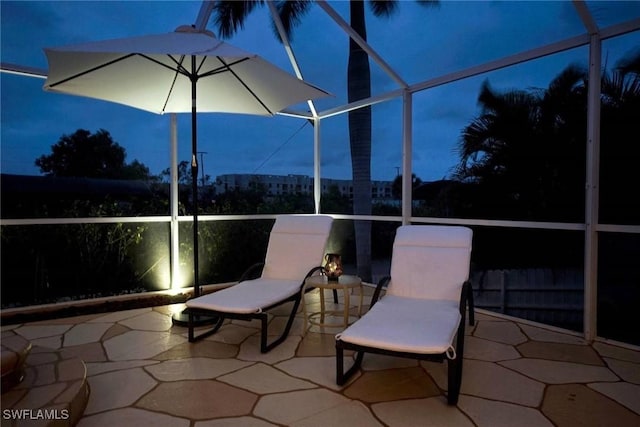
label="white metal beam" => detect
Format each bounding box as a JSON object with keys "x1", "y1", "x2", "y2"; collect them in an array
[
  {"x1": 402, "y1": 90, "x2": 412, "y2": 225},
  {"x1": 573, "y1": 0, "x2": 599, "y2": 35},
  {"x1": 584, "y1": 33, "x2": 602, "y2": 342},
  {"x1": 264, "y1": 1, "x2": 322, "y2": 212},
  {"x1": 314, "y1": 17, "x2": 639, "y2": 120},
  {"x1": 316, "y1": 0, "x2": 408, "y2": 88},
  {"x1": 313, "y1": 118, "x2": 322, "y2": 214},
  {"x1": 195, "y1": 1, "x2": 216, "y2": 31},
  {"x1": 0, "y1": 62, "x2": 47, "y2": 78},
  {"x1": 267, "y1": 1, "x2": 319, "y2": 118}
]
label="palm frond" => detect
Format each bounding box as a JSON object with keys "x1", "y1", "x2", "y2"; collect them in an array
[
  {"x1": 213, "y1": 1, "x2": 265, "y2": 38},
  {"x1": 276, "y1": 0, "x2": 313, "y2": 41},
  {"x1": 369, "y1": 0, "x2": 399, "y2": 17}
]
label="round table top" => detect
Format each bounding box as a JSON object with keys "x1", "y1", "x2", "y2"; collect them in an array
[{"x1": 305, "y1": 274, "x2": 361, "y2": 288}]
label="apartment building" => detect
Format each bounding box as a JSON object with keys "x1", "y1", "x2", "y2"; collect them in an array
[{"x1": 214, "y1": 174, "x2": 394, "y2": 201}]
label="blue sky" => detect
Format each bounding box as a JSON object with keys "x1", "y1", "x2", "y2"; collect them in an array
[{"x1": 2, "y1": 1, "x2": 639, "y2": 182}]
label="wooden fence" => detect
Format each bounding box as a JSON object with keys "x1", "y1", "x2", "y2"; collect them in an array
[{"x1": 471, "y1": 268, "x2": 584, "y2": 331}]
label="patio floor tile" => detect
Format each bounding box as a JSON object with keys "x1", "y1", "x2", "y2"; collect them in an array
[
  {"x1": 84, "y1": 368, "x2": 156, "y2": 414},
  {"x1": 588, "y1": 382, "x2": 640, "y2": 414},
  {"x1": 290, "y1": 400, "x2": 383, "y2": 427},
  {"x1": 103, "y1": 330, "x2": 186, "y2": 360},
  {"x1": 194, "y1": 416, "x2": 277, "y2": 426},
  {"x1": 520, "y1": 323, "x2": 586, "y2": 344},
  {"x1": 464, "y1": 335, "x2": 520, "y2": 361},
  {"x1": 500, "y1": 358, "x2": 619, "y2": 383},
  {"x1": 218, "y1": 362, "x2": 316, "y2": 393},
  {"x1": 344, "y1": 366, "x2": 440, "y2": 403},
  {"x1": 473, "y1": 320, "x2": 528, "y2": 345},
  {"x1": 373, "y1": 397, "x2": 474, "y2": 427},
  {"x1": 461, "y1": 359, "x2": 545, "y2": 406},
  {"x1": 276, "y1": 356, "x2": 343, "y2": 390},
  {"x1": 145, "y1": 357, "x2": 253, "y2": 381},
  {"x1": 603, "y1": 357, "x2": 640, "y2": 383},
  {"x1": 253, "y1": 388, "x2": 349, "y2": 425},
  {"x1": 2, "y1": 297, "x2": 639, "y2": 427},
  {"x1": 77, "y1": 408, "x2": 190, "y2": 427},
  {"x1": 63, "y1": 323, "x2": 112, "y2": 347},
  {"x1": 136, "y1": 380, "x2": 258, "y2": 420},
  {"x1": 517, "y1": 340, "x2": 604, "y2": 365},
  {"x1": 542, "y1": 383, "x2": 640, "y2": 426},
  {"x1": 458, "y1": 395, "x2": 554, "y2": 427}
]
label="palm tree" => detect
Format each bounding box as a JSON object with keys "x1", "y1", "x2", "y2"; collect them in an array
[
  {"x1": 212, "y1": 0, "x2": 437, "y2": 281},
  {"x1": 599, "y1": 51, "x2": 640, "y2": 224},
  {"x1": 454, "y1": 51, "x2": 640, "y2": 222}
]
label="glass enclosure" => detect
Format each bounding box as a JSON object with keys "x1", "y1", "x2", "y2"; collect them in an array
[{"x1": 1, "y1": 1, "x2": 639, "y2": 346}]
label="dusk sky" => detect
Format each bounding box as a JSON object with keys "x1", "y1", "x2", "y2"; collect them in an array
[{"x1": 2, "y1": 1, "x2": 639, "y2": 182}]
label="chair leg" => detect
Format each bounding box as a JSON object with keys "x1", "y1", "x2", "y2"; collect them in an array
[
  {"x1": 447, "y1": 356, "x2": 462, "y2": 405},
  {"x1": 336, "y1": 344, "x2": 345, "y2": 384},
  {"x1": 447, "y1": 327, "x2": 467, "y2": 405},
  {"x1": 336, "y1": 341, "x2": 364, "y2": 385},
  {"x1": 259, "y1": 314, "x2": 270, "y2": 353},
  {"x1": 189, "y1": 313, "x2": 224, "y2": 343},
  {"x1": 261, "y1": 296, "x2": 302, "y2": 353}
]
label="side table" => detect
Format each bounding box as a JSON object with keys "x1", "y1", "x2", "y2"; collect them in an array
[{"x1": 303, "y1": 274, "x2": 363, "y2": 331}]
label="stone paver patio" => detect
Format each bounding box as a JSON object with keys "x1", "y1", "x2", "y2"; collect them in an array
[{"x1": 2, "y1": 286, "x2": 639, "y2": 426}]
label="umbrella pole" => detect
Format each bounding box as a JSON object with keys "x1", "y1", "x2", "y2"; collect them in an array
[
  {"x1": 172, "y1": 55, "x2": 217, "y2": 327},
  {"x1": 191, "y1": 71, "x2": 200, "y2": 299}
]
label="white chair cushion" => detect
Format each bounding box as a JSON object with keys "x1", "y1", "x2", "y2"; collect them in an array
[
  {"x1": 186, "y1": 278, "x2": 301, "y2": 314},
  {"x1": 187, "y1": 215, "x2": 333, "y2": 314},
  {"x1": 388, "y1": 225, "x2": 472, "y2": 302},
  {"x1": 336, "y1": 295, "x2": 461, "y2": 355},
  {"x1": 262, "y1": 215, "x2": 333, "y2": 280}
]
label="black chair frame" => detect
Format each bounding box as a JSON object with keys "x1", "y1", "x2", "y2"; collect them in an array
[
  {"x1": 188, "y1": 264, "x2": 329, "y2": 353},
  {"x1": 336, "y1": 277, "x2": 475, "y2": 405}
]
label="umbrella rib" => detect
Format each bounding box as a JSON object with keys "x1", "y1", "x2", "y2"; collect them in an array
[
  {"x1": 140, "y1": 53, "x2": 190, "y2": 78},
  {"x1": 46, "y1": 53, "x2": 138, "y2": 88},
  {"x1": 216, "y1": 57, "x2": 275, "y2": 115},
  {"x1": 198, "y1": 57, "x2": 250, "y2": 78},
  {"x1": 158, "y1": 54, "x2": 190, "y2": 113},
  {"x1": 161, "y1": 63, "x2": 182, "y2": 114}
]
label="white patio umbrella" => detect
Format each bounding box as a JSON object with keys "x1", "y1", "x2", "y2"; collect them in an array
[{"x1": 43, "y1": 25, "x2": 330, "y2": 310}]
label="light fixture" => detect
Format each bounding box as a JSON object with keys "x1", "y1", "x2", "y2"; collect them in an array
[{"x1": 324, "y1": 253, "x2": 343, "y2": 281}]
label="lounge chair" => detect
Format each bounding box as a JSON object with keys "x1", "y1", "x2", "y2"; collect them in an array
[
  {"x1": 335, "y1": 225, "x2": 474, "y2": 404},
  {"x1": 186, "y1": 214, "x2": 333, "y2": 353}
]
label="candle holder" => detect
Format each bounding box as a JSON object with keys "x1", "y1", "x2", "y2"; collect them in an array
[{"x1": 324, "y1": 253, "x2": 343, "y2": 281}]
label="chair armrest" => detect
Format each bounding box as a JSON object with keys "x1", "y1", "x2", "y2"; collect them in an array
[
  {"x1": 371, "y1": 276, "x2": 391, "y2": 308},
  {"x1": 305, "y1": 265, "x2": 325, "y2": 279},
  {"x1": 239, "y1": 262, "x2": 264, "y2": 283}
]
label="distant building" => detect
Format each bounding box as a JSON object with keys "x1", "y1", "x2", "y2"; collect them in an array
[{"x1": 214, "y1": 174, "x2": 394, "y2": 201}]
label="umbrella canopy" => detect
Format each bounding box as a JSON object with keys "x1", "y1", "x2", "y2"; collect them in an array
[
  {"x1": 42, "y1": 25, "x2": 330, "y2": 303},
  {"x1": 44, "y1": 25, "x2": 330, "y2": 115}
]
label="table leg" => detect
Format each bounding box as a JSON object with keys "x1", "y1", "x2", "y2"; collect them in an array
[
  {"x1": 301, "y1": 287, "x2": 308, "y2": 334},
  {"x1": 319, "y1": 288, "x2": 325, "y2": 323},
  {"x1": 343, "y1": 286, "x2": 350, "y2": 328}
]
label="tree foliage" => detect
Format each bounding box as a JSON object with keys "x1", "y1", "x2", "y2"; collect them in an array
[
  {"x1": 391, "y1": 174, "x2": 423, "y2": 200},
  {"x1": 35, "y1": 129, "x2": 154, "y2": 180},
  {"x1": 452, "y1": 51, "x2": 640, "y2": 222},
  {"x1": 160, "y1": 160, "x2": 211, "y2": 186}
]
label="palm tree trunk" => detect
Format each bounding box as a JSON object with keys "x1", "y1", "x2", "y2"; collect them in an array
[{"x1": 348, "y1": 0, "x2": 372, "y2": 282}]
